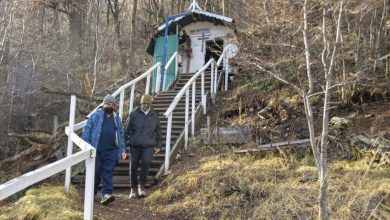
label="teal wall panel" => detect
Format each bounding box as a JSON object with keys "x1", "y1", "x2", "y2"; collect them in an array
[{"x1": 152, "y1": 34, "x2": 178, "y2": 92}]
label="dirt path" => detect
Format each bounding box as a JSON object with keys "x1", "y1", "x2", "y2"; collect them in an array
[{"x1": 79, "y1": 188, "x2": 166, "y2": 220}]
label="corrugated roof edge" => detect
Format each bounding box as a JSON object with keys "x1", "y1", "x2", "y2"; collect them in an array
[{"x1": 157, "y1": 10, "x2": 233, "y2": 32}]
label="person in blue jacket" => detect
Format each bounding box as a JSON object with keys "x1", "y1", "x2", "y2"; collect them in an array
[{"x1": 82, "y1": 94, "x2": 127, "y2": 205}]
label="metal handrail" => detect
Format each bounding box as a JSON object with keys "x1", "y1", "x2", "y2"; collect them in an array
[
  {"x1": 164, "y1": 52, "x2": 178, "y2": 72},
  {"x1": 162, "y1": 45, "x2": 232, "y2": 175},
  {"x1": 164, "y1": 58, "x2": 214, "y2": 117},
  {"x1": 67, "y1": 62, "x2": 162, "y2": 132}
]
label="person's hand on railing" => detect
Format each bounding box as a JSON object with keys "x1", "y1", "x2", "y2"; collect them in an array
[{"x1": 154, "y1": 147, "x2": 161, "y2": 154}]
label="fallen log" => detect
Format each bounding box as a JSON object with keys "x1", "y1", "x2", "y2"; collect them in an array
[
  {"x1": 8, "y1": 131, "x2": 52, "y2": 143},
  {"x1": 0, "y1": 144, "x2": 48, "y2": 167},
  {"x1": 234, "y1": 138, "x2": 313, "y2": 154},
  {"x1": 349, "y1": 134, "x2": 390, "y2": 166},
  {"x1": 40, "y1": 86, "x2": 103, "y2": 101}
]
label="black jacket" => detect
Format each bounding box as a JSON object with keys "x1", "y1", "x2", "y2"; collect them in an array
[{"x1": 125, "y1": 107, "x2": 161, "y2": 148}]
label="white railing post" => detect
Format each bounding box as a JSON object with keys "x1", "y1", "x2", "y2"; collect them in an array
[
  {"x1": 185, "y1": 88, "x2": 189, "y2": 149},
  {"x1": 155, "y1": 63, "x2": 161, "y2": 93},
  {"x1": 145, "y1": 73, "x2": 151, "y2": 95},
  {"x1": 211, "y1": 61, "x2": 215, "y2": 104},
  {"x1": 191, "y1": 81, "x2": 196, "y2": 136},
  {"x1": 224, "y1": 55, "x2": 229, "y2": 91},
  {"x1": 129, "y1": 84, "x2": 135, "y2": 113},
  {"x1": 214, "y1": 65, "x2": 218, "y2": 95},
  {"x1": 162, "y1": 72, "x2": 167, "y2": 91},
  {"x1": 175, "y1": 53, "x2": 178, "y2": 77},
  {"x1": 201, "y1": 71, "x2": 206, "y2": 115},
  {"x1": 65, "y1": 95, "x2": 76, "y2": 192},
  {"x1": 164, "y1": 115, "x2": 172, "y2": 174},
  {"x1": 119, "y1": 90, "x2": 125, "y2": 119},
  {"x1": 83, "y1": 150, "x2": 95, "y2": 220}
]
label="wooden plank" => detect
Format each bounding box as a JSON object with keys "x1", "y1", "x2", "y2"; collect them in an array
[
  {"x1": 0, "y1": 149, "x2": 92, "y2": 200},
  {"x1": 234, "y1": 144, "x2": 308, "y2": 154},
  {"x1": 258, "y1": 138, "x2": 312, "y2": 149}
]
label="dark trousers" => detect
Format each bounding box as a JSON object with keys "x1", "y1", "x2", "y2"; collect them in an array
[
  {"x1": 95, "y1": 148, "x2": 118, "y2": 195},
  {"x1": 130, "y1": 146, "x2": 154, "y2": 188}
]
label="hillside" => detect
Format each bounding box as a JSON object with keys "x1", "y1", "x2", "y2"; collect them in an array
[{"x1": 1, "y1": 0, "x2": 390, "y2": 219}]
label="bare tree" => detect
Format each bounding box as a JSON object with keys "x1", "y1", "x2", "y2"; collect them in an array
[
  {"x1": 107, "y1": 0, "x2": 127, "y2": 69},
  {"x1": 130, "y1": 0, "x2": 138, "y2": 53},
  {"x1": 250, "y1": 0, "x2": 344, "y2": 219}
]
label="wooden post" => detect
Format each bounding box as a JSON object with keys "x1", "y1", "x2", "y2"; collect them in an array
[
  {"x1": 83, "y1": 150, "x2": 95, "y2": 220},
  {"x1": 185, "y1": 89, "x2": 189, "y2": 149},
  {"x1": 65, "y1": 95, "x2": 76, "y2": 192},
  {"x1": 164, "y1": 115, "x2": 172, "y2": 174},
  {"x1": 53, "y1": 116, "x2": 58, "y2": 136}
]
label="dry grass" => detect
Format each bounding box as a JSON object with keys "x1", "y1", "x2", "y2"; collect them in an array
[
  {"x1": 146, "y1": 153, "x2": 390, "y2": 219},
  {"x1": 0, "y1": 184, "x2": 83, "y2": 220}
]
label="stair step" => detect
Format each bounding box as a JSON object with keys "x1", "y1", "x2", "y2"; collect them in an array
[
  {"x1": 72, "y1": 175, "x2": 157, "y2": 187},
  {"x1": 72, "y1": 70, "x2": 215, "y2": 189},
  {"x1": 117, "y1": 159, "x2": 163, "y2": 165}
]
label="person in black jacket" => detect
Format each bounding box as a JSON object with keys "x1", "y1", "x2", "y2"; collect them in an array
[{"x1": 125, "y1": 94, "x2": 161, "y2": 198}]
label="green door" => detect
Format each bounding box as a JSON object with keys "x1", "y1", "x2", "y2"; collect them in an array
[{"x1": 152, "y1": 34, "x2": 178, "y2": 92}]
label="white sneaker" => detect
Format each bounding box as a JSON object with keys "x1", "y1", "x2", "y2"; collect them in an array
[
  {"x1": 100, "y1": 194, "x2": 115, "y2": 205},
  {"x1": 129, "y1": 188, "x2": 138, "y2": 198},
  {"x1": 138, "y1": 185, "x2": 147, "y2": 197}
]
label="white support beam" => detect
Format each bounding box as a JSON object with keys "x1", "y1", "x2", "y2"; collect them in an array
[
  {"x1": 119, "y1": 90, "x2": 125, "y2": 119},
  {"x1": 185, "y1": 89, "x2": 189, "y2": 149},
  {"x1": 83, "y1": 156, "x2": 96, "y2": 220},
  {"x1": 201, "y1": 71, "x2": 206, "y2": 114},
  {"x1": 224, "y1": 55, "x2": 229, "y2": 91},
  {"x1": 65, "y1": 95, "x2": 76, "y2": 192},
  {"x1": 164, "y1": 115, "x2": 172, "y2": 174},
  {"x1": 145, "y1": 73, "x2": 151, "y2": 95},
  {"x1": 192, "y1": 81, "x2": 196, "y2": 136},
  {"x1": 129, "y1": 85, "x2": 135, "y2": 113},
  {"x1": 155, "y1": 63, "x2": 161, "y2": 93},
  {"x1": 211, "y1": 62, "x2": 215, "y2": 104}
]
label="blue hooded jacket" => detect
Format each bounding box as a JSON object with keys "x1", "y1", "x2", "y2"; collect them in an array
[{"x1": 81, "y1": 108, "x2": 126, "y2": 160}]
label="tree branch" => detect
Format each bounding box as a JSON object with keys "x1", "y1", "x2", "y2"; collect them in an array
[{"x1": 248, "y1": 60, "x2": 304, "y2": 96}]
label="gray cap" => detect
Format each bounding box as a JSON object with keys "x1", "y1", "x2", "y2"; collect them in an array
[{"x1": 103, "y1": 94, "x2": 116, "y2": 104}]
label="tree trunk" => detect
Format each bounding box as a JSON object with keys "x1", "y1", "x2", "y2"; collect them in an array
[
  {"x1": 170, "y1": 0, "x2": 175, "y2": 14},
  {"x1": 108, "y1": 0, "x2": 127, "y2": 69},
  {"x1": 222, "y1": 0, "x2": 226, "y2": 16},
  {"x1": 68, "y1": 1, "x2": 87, "y2": 68},
  {"x1": 318, "y1": 2, "x2": 343, "y2": 219},
  {"x1": 130, "y1": 0, "x2": 138, "y2": 53}
]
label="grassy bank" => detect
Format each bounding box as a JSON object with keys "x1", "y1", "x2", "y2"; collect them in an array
[
  {"x1": 146, "y1": 153, "x2": 390, "y2": 219},
  {"x1": 0, "y1": 185, "x2": 83, "y2": 220}
]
